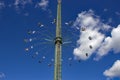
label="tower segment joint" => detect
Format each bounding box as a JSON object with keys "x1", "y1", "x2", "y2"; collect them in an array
[{"x1": 54, "y1": 37, "x2": 62, "y2": 44}]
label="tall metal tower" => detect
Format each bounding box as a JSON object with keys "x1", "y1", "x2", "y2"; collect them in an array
[{"x1": 54, "y1": 0, "x2": 62, "y2": 80}]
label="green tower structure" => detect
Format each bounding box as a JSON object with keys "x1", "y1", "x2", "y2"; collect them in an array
[{"x1": 54, "y1": 0, "x2": 62, "y2": 80}]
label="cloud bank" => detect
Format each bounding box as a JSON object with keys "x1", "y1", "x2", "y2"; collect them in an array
[
  {"x1": 35, "y1": 0, "x2": 49, "y2": 10},
  {"x1": 103, "y1": 60, "x2": 120, "y2": 78},
  {"x1": 95, "y1": 25, "x2": 120, "y2": 60},
  {"x1": 73, "y1": 10, "x2": 120, "y2": 60}
]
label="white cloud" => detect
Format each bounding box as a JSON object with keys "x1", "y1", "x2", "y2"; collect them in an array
[
  {"x1": 104, "y1": 60, "x2": 120, "y2": 78},
  {"x1": 73, "y1": 10, "x2": 111, "y2": 60},
  {"x1": 74, "y1": 29, "x2": 104, "y2": 60},
  {"x1": 0, "y1": 72, "x2": 5, "y2": 79},
  {"x1": 104, "y1": 8, "x2": 108, "y2": 12},
  {"x1": 24, "y1": 12, "x2": 29, "y2": 16},
  {"x1": 14, "y1": 0, "x2": 32, "y2": 9},
  {"x1": 35, "y1": 0, "x2": 49, "y2": 10},
  {"x1": 0, "y1": 1, "x2": 5, "y2": 9},
  {"x1": 73, "y1": 10, "x2": 111, "y2": 31},
  {"x1": 95, "y1": 25, "x2": 120, "y2": 60},
  {"x1": 73, "y1": 10, "x2": 120, "y2": 61},
  {"x1": 115, "y1": 12, "x2": 120, "y2": 16},
  {"x1": 107, "y1": 18, "x2": 113, "y2": 24}
]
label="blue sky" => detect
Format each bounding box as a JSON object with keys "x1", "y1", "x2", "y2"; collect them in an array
[{"x1": 0, "y1": 0, "x2": 120, "y2": 80}]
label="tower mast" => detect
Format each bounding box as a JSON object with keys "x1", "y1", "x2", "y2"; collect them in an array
[{"x1": 54, "y1": 0, "x2": 62, "y2": 80}]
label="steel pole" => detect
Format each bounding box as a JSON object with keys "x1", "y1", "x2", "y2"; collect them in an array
[{"x1": 54, "y1": 0, "x2": 62, "y2": 80}]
